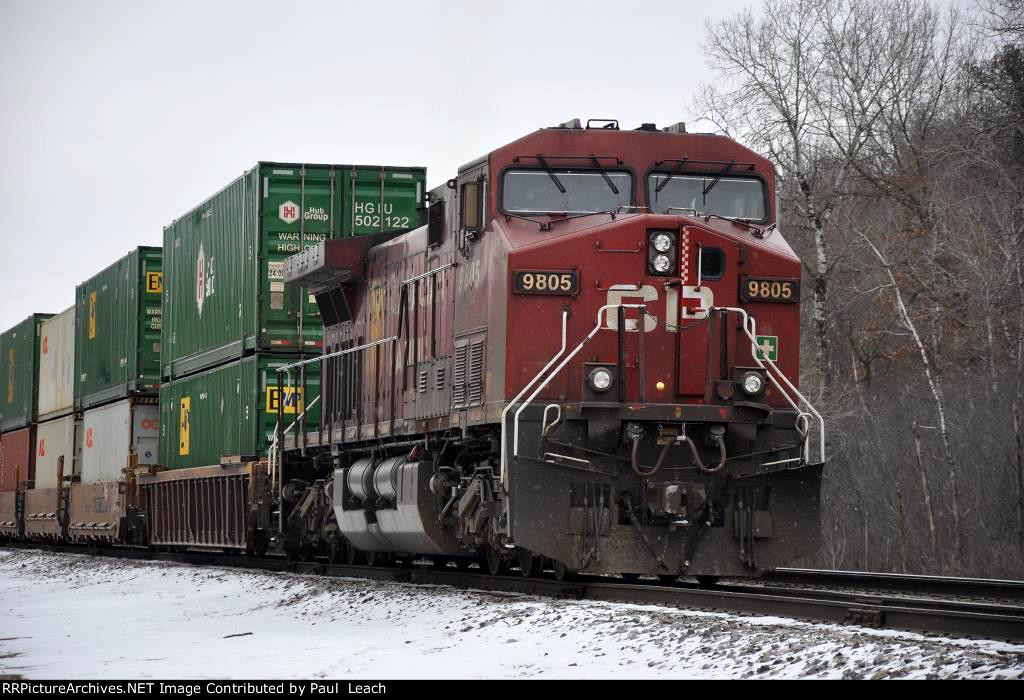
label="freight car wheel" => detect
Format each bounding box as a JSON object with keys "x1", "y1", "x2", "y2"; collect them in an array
[
  {"x1": 516, "y1": 548, "x2": 543, "y2": 578},
  {"x1": 621, "y1": 573, "x2": 642, "y2": 582},
  {"x1": 345, "y1": 547, "x2": 364, "y2": 566},
  {"x1": 696, "y1": 575, "x2": 719, "y2": 588},
  {"x1": 481, "y1": 545, "x2": 508, "y2": 576},
  {"x1": 658, "y1": 574, "x2": 679, "y2": 584},
  {"x1": 552, "y1": 560, "x2": 577, "y2": 582}
]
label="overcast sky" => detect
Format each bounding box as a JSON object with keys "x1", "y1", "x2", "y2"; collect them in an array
[{"x1": 0, "y1": 0, "x2": 752, "y2": 330}]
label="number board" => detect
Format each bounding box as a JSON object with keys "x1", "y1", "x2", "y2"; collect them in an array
[
  {"x1": 740, "y1": 277, "x2": 799, "y2": 303},
  {"x1": 513, "y1": 270, "x2": 579, "y2": 296}
]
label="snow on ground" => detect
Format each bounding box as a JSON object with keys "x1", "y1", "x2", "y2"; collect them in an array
[{"x1": 1, "y1": 548, "x2": 1022, "y2": 680}]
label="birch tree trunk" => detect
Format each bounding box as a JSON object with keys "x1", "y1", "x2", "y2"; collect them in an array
[{"x1": 861, "y1": 232, "x2": 962, "y2": 571}]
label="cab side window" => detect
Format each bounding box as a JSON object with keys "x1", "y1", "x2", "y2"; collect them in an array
[{"x1": 461, "y1": 180, "x2": 483, "y2": 232}]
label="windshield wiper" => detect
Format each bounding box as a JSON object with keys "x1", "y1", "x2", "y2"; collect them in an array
[
  {"x1": 536, "y1": 156, "x2": 566, "y2": 194},
  {"x1": 703, "y1": 213, "x2": 762, "y2": 235},
  {"x1": 590, "y1": 156, "x2": 619, "y2": 195},
  {"x1": 702, "y1": 161, "x2": 735, "y2": 199},
  {"x1": 503, "y1": 211, "x2": 551, "y2": 231},
  {"x1": 655, "y1": 157, "x2": 693, "y2": 194},
  {"x1": 545, "y1": 210, "x2": 618, "y2": 230}
]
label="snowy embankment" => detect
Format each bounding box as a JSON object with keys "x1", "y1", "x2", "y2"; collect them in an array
[{"x1": 1, "y1": 549, "x2": 1022, "y2": 679}]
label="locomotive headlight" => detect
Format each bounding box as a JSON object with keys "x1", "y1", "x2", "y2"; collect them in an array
[
  {"x1": 588, "y1": 367, "x2": 614, "y2": 393},
  {"x1": 740, "y1": 371, "x2": 765, "y2": 396},
  {"x1": 652, "y1": 232, "x2": 673, "y2": 253},
  {"x1": 647, "y1": 230, "x2": 678, "y2": 276}
]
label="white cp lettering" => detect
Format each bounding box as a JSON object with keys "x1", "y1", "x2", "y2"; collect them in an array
[{"x1": 605, "y1": 284, "x2": 714, "y2": 331}]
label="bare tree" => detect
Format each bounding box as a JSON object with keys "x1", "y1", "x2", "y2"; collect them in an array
[
  {"x1": 979, "y1": 0, "x2": 1024, "y2": 37},
  {"x1": 696, "y1": 0, "x2": 946, "y2": 389},
  {"x1": 690, "y1": 0, "x2": 1024, "y2": 577},
  {"x1": 858, "y1": 230, "x2": 963, "y2": 570}
]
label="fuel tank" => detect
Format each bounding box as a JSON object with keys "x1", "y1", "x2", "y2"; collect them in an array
[{"x1": 333, "y1": 458, "x2": 463, "y2": 555}]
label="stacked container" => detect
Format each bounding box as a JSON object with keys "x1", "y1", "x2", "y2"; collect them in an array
[
  {"x1": 31, "y1": 308, "x2": 81, "y2": 538},
  {"x1": 159, "y1": 162, "x2": 425, "y2": 468},
  {"x1": 1, "y1": 313, "x2": 53, "y2": 434},
  {"x1": 74, "y1": 247, "x2": 162, "y2": 485},
  {"x1": 158, "y1": 354, "x2": 320, "y2": 469},
  {"x1": 35, "y1": 307, "x2": 79, "y2": 490},
  {"x1": 0, "y1": 313, "x2": 54, "y2": 536},
  {"x1": 75, "y1": 247, "x2": 162, "y2": 410}
]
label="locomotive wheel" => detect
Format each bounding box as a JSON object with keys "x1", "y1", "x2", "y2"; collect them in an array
[
  {"x1": 481, "y1": 545, "x2": 508, "y2": 576},
  {"x1": 516, "y1": 548, "x2": 543, "y2": 578},
  {"x1": 551, "y1": 560, "x2": 577, "y2": 582}
]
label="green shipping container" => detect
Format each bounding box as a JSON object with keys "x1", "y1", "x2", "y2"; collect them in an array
[
  {"x1": 75, "y1": 247, "x2": 163, "y2": 410},
  {"x1": 1, "y1": 314, "x2": 54, "y2": 432},
  {"x1": 158, "y1": 353, "x2": 320, "y2": 469},
  {"x1": 161, "y1": 162, "x2": 426, "y2": 380}
]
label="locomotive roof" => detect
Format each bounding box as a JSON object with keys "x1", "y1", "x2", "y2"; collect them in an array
[{"x1": 459, "y1": 122, "x2": 774, "y2": 180}]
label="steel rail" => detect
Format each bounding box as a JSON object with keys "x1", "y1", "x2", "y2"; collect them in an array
[
  {"x1": 6, "y1": 543, "x2": 1024, "y2": 642},
  {"x1": 769, "y1": 567, "x2": 1024, "y2": 602}
]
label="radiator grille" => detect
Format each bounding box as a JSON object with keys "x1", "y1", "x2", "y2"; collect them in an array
[
  {"x1": 467, "y1": 341, "x2": 485, "y2": 406},
  {"x1": 452, "y1": 344, "x2": 468, "y2": 408},
  {"x1": 452, "y1": 338, "x2": 486, "y2": 409}
]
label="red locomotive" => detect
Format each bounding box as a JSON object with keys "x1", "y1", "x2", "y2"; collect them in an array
[{"x1": 280, "y1": 118, "x2": 825, "y2": 578}]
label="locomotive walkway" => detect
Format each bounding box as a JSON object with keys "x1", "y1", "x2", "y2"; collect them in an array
[{"x1": 10, "y1": 542, "x2": 1024, "y2": 643}]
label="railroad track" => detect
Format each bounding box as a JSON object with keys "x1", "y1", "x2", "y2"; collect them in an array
[
  {"x1": 6, "y1": 543, "x2": 1024, "y2": 642},
  {"x1": 768, "y1": 567, "x2": 1024, "y2": 601}
]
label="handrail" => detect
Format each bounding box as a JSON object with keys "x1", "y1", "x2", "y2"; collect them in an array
[
  {"x1": 274, "y1": 336, "x2": 398, "y2": 373},
  {"x1": 511, "y1": 303, "x2": 647, "y2": 463},
  {"x1": 715, "y1": 306, "x2": 826, "y2": 464},
  {"x1": 401, "y1": 262, "x2": 456, "y2": 287},
  {"x1": 500, "y1": 309, "x2": 568, "y2": 486},
  {"x1": 270, "y1": 336, "x2": 398, "y2": 515},
  {"x1": 269, "y1": 392, "x2": 322, "y2": 457},
  {"x1": 269, "y1": 395, "x2": 321, "y2": 507}
]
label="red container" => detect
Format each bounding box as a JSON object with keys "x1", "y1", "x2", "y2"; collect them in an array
[{"x1": 1, "y1": 427, "x2": 36, "y2": 491}]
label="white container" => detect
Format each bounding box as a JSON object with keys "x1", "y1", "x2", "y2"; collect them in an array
[
  {"x1": 37, "y1": 306, "x2": 75, "y2": 420},
  {"x1": 81, "y1": 399, "x2": 159, "y2": 483},
  {"x1": 34, "y1": 414, "x2": 80, "y2": 489}
]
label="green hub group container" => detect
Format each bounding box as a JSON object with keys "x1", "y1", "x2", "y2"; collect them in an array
[
  {"x1": 75, "y1": 247, "x2": 163, "y2": 410},
  {"x1": 158, "y1": 353, "x2": 320, "y2": 469},
  {"x1": 161, "y1": 162, "x2": 426, "y2": 381},
  {"x1": 1, "y1": 314, "x2": 54, "y2": 432}
]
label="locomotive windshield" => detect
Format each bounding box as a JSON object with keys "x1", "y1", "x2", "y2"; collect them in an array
[
  {"x1": 502, "y1": 169, "x2": 633, "y2": 215},
  {"x1": 648, "y1": 174, "x2": 766, "y2": 221}
]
